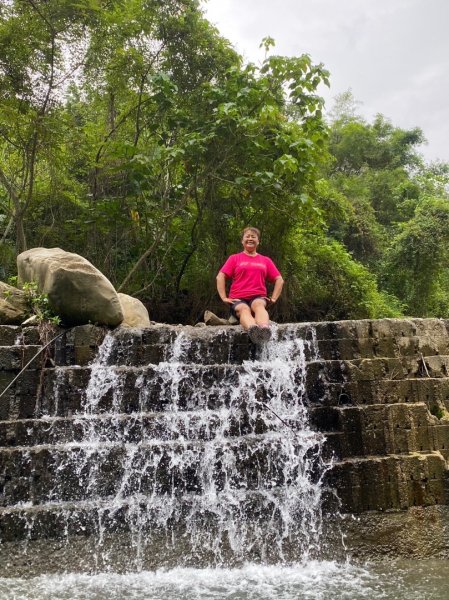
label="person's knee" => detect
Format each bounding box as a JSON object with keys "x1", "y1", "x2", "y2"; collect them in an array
[
  {"x1": 251, "y1": 299, "x2": 267, "y2": 312},
  {"x1": 235, "y1": 305, "x2": 251, "y2": 318}
]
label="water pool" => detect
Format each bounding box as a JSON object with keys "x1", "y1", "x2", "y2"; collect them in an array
[{"x1": 1, "y1": 560, "x2": 448, "y2": 600}]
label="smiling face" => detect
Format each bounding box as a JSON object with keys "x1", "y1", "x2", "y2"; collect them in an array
[{"x1": 241, "y1": 228, "x2": 260, "y2": 254}]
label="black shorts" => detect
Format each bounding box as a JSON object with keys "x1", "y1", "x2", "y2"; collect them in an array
[{"x1": 230, "y1": 296, "x2": 267, "y2": 319}]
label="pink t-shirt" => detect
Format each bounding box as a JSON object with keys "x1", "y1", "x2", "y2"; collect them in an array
[{"x1": 220, "y1": 252, "x2": 281, "y2": 299}]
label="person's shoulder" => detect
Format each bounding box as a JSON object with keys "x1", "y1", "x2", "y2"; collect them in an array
[{"x1": 259, "y1": 254, "x2": 280, "y2": 270}]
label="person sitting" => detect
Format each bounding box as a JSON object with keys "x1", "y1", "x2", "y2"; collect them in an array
[{"x1": 216, "y1": 227, "x2": 284, "y2": 343}]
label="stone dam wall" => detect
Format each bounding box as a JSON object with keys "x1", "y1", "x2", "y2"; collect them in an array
[{"x1": 1, "y1": 318, "x2": 449, "y2": 573}]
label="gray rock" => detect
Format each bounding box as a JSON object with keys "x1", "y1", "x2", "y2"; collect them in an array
[
  {"x1": 0, "y1": 282, "x2": 29, "y2": 324},
  {"x1": 118, "y1": 293, "x2": 150, "y2": 328},
  {"x1": 17, "y1": 248, "x2": 123, "y2": 327},
  {"x1": 204, "y1": 309, "x2": 240, "y2": 326}
]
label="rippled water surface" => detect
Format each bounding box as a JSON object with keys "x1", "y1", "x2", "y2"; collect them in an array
[{"x1": 2, "y1": 560, "x2": 449, "y2": 600}]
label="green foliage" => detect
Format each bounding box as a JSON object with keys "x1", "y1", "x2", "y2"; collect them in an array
[
  {"x1": 321, "y1": 92, "x2": 449, "y2": 319},
  {"x1": 21, "y1": 282, "x2": 61, "y2": 325},
  {"x1": 283, "y1": 233, "x2": 402, "y2": 321},
  {"x1": 327, "y1": 94, "x2": 425, "y2": 252},
  {"x1": 1, "y1": 9, "x2": 449, "y2": 323},
  {"x1": 0, "y1": 243, "x2": 16, "y2": 281},
  {"x1": 382, "y1": 197, "x2": 449, "y2": 316},
  {"x1": 429, "y1": 403, "x2": 446, "y2": 420}
]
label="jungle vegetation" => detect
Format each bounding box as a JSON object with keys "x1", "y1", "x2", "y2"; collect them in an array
[{"x1": 1, "y1": 0, "x2": 448, "y2": 323}]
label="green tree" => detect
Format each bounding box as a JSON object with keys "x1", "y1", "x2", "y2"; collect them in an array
[
  {"x1": 4, "y1": 6, "x2": 448, "y2": 323},
  {"x1": 0, "y1": 0, "x2": 98, "y2": 253},
  {"x1": 326, "y1": 92, "x2": 426, "y2": 268},
  {"x1": 382, "y1": 197, "x2": 449, "y2": 316},
  {"x1": 112, "y1": 50, "x2": 330, "y2": 316},
  {"x1": 280, "y1": 230, "x2": 401, "y2": 321}
]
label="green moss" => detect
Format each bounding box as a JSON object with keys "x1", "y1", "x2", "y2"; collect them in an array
[{"x1": 429, "y1": 404, "x2": 446, "y2": 420}]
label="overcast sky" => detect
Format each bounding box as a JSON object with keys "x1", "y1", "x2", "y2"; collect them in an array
[{"x1": 202, "y1": 0, "x2": 449, "y2": 163}]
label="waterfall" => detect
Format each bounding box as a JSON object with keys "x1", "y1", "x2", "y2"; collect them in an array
[
  {"x1": 5, "y1": 319, "x2": 449, "y2": 597},
  {"x1": 4, "y1": 325, "x2": 329, "y2": 571},
  {"x1": 82, "y1": 326, "x2": 326, "y2": 567}
]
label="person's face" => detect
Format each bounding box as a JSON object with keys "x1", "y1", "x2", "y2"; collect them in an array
[{"x1": 241, "y1": 230, "x2": 260, "y2": 252}]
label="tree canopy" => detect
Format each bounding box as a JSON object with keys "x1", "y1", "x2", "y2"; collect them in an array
[{"x1": 1, "y1": 2, "x2": 448, "y2": 323}]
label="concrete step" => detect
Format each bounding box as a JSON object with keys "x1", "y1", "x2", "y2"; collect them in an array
[
  {"x1": 54, "y1": 326, "x2": 255, "y2": 367},
  {"x1": 325, "y1": 452, "x2": 449, "y2": 513},
  {"x1": 4, "y1": 365, "x2": 449, "y2": 426},
  {"x1": 0, "y1": 325, "x2": 41, "y2": 347},
  {"x1": 311, "y1": 318, "x2": 449, "y2": 342},
  {"x1": 2, "y1": 319, "x2": 449, "y2": 367},
  {"x1": 53, "y1": 329, "x2": 449, "y2": 367},
  {"x1": 306, "y1": 355, "x2": 449, "y2": 387},
  {"x1": 3, "y1": 362, "x2": 312, "y2": 420},
  {"x1": 5, "y1": 361, "x2": 449, "y2": 424},
  {"x1": 0, "y1": 486, "x2": 320, "y2": 544},
  {"x1": 0, "y1": 407, "x2": 286, "y2": 447},
  {"x1": 315, "y1": 335, "x2": 449, "y2": 360},
  {"x1": 4, "y1": 399, "x2": 448, "y2": 461},
  {"x1": 0, "y1": 369, "x2": 41, "y2": 420},
  {"x1": 0, "y1": 451, "x2": 446, "y2": 541},
  {"x1": 55, "y1": 334, "x2": 449, "y2": 366},
  {"x1": 0, "y1": 346, "x2": 46, "y2": 372},
  {"x1": 2, "y1": 318, "x2": 449, "y2": 345},
  {"x1": 0, "y1": 433, "x2": 319, "y2": 506},
  {"x1": 307, "y1": 376, "x2": 449, "y2": 407},
  {"x1": 311, "y1": 402, "x2": 440, "y2": 431},
  {"x1": 319, "y1": 403, "x2": 449, "y2": 460},
  {"x1": 1, "y1": 364, "x2": 246, "y2": 420}
]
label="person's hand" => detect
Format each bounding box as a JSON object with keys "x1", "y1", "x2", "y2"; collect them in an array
[
  {"x1": 222, "y1": 297, "x2": 236, "y2": 305},
  {"x1": 266, "y1": 296, "x2": 277, "y2": 306}
]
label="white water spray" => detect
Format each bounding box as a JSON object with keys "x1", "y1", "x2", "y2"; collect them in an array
[{"x1": 8, "y1": 325, "x2": 329, "y2": 570}]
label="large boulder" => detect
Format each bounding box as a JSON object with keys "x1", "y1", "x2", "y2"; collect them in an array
[
  {"x1": 0, "y1": 282, "x2": 29, "y2": 324},
  {"x1": 118, "y1": 293, "x2": 151, "y2": 328},
  {"x1": 17, "y1": 248, "x2": 123, "y2": 327}
]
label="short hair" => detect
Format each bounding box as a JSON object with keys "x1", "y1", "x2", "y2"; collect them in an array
[{"x1": 241, "y1": 226, "x2": 261, "y2": 239}]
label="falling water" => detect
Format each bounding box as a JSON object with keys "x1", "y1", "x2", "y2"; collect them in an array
[
  {"x1": 7, "y1": 325, "x2": 328, "y2": 570},
  {"x1": 97, "y1": 327, "x2": 323, "y2": 567}
]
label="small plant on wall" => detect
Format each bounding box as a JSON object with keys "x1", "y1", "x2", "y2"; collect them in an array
[{"x1": 20, "y1": 282, "x2": 61, "y2": 326}]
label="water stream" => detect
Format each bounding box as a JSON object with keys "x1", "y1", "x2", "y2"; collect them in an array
[
  {"x1": 2, "y1": 560, "x2": 449, "y2": 599},
  {"x1": 66, "y1": 326, "x2": 329, "y2": 568}
]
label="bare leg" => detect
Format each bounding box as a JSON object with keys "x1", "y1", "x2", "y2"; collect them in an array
[
  {"x1": 235, "y1": 304, "x2": 256, "y2": 330},
  {"x1": 250, "y1": 299, "x2": 270, "y2": 327}
]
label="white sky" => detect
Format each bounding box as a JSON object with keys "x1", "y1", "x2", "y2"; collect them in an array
[{"x1": 201, "y1": 0, "x2": 449, "y2": 163}]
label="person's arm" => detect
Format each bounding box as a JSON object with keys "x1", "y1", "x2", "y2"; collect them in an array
[
  {"x1": 216, "y1": 272, "x2": 234, "y2": 304},
  {"x1": 268, "y1": 275, "x2": 284, "y2": 304}
]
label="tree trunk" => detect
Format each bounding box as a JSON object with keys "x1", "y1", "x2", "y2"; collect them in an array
[{"x1": 15, "y1": 215, "x2": 27, "y2": 254}]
